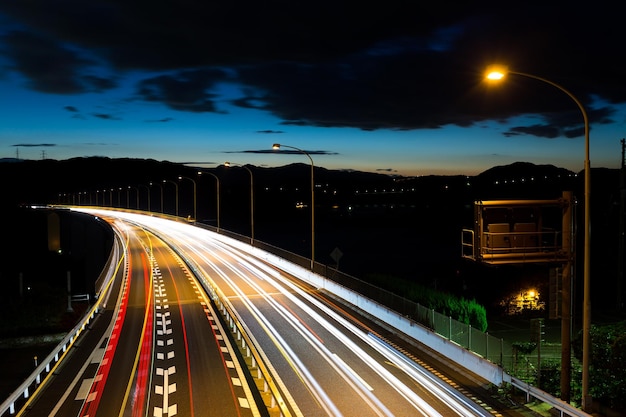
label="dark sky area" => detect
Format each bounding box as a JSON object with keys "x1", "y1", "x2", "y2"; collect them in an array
[{"x1": 1, "y1": 1, "x2": 624, "y2": 175}]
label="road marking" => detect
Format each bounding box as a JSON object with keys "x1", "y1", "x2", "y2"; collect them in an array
[
  {"x1": 155, "y1": 367, "x2": 177, "y2": 416},
  {"x1": 333, "y1": 353, "x2": 373, "y2": 391},
  {"x1": 75, "y1": 378, "x2": 93, "y2": 400}
]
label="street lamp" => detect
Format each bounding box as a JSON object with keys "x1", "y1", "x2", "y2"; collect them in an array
[
  {"x1": 225, "y1": 162, "x2": 255, "y2": 244},
  {"x1": 486, "y1": 65, "x2": 591, "y2": 410},
  {"x1": 138, "y1": 184, "x2": 151, "y2": 212},
  {"x1": 128, "y1": 186, "x2": 140, "y2": 209},
  {"x1": 199, "y1": 171, "x2": 221, "y2": 231},
  {"x1": 178, "y1": 175, "x2": 197, "y2": 221},
  {"x1": 163, "y1": 179, "x2": 179, "y2": 217},
  {"x1": 150, "y1": 182, "x2": 164, "y2": 213},
  {"x1": 272, "y1": 143, "x2": 315, "y2": 270}
]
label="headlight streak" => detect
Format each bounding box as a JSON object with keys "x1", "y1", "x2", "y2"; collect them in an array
[
  {"x1": 138, "y1": 223, "x2": 433, "y2": 417},
  {"x1": 367, "y1": 335, "x2": 494, "y2": 417},
  {"x1": 122, "y1": 222, "x2": 306, "y2": 417},
  {"x1": 237, "y1": 253, "x2": 489, "y2": 417},
  {"x1": 207, "y1": 248, "x2": 440, "y2": 417},
  {"x1": 74, "y1": 209, "x2": 493, "y2": 417},
  {"x1": 204, "y1": 249, "x2": 396, "y2": 417},
  {"x1": 169, "y1": 237, "x2": 339, "y2": 416}
]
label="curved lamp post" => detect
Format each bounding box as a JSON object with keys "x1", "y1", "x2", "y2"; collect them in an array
[
  {"x1": 486, "y1": 66, "x2": 591, "y2": 409},
  {"x1": 225, "y1": 162, "x2": 255, "y2": 244},
  {"x1": 127, "y1": 186, "x2": 140, "y2": 209},
  {"x1": 150, "y1": 182, "x2": 164, "y2": 213},
  {"x1": 138, "y1": 184, "x2": 151, "y2": 212},
  {"x1": 272, "y1": 143, "x2": 315, "y2": 270},
  {"x1": 163, "y1": 179, "x2": 179, "y2": 217},
  {"x1": 178, "y1": 175, "x2": 197, "y2": 221},
  {"x1": 199, "y1": 171, "x2": 221, "y2": 231}
]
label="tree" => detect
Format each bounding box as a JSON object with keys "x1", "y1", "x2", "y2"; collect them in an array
[{"x1": 573, "y1": 321, "x2": 626, "y2": 411}]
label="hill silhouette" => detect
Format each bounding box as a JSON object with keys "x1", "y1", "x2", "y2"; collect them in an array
[{"x1": 0, "y1": 157, "x2": 622, "y2": 314}]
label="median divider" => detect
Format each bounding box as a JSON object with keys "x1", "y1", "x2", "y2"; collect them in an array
[{"x1": 161, "y1": 237, "x2": 300, "y2": 417}]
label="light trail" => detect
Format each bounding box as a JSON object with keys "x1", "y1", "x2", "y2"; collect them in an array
[{"x1": 74, "y1": 208, "x2": 501, "y2": 417}]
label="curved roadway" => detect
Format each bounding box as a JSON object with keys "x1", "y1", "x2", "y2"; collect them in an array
[
  {"x1": 20, "y1": 215, "x2": 259, "y2": 417},
  {"x1": 71, "y1": 209, "x2": 522, "y2": 417}
]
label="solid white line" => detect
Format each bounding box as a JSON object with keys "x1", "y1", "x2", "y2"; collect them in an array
[{"x1": 332, "y1": 354, "x2": 373, "y2": 391}]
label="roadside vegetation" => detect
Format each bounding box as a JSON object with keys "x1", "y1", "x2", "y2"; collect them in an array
[{"x1": 365, "y1": 272, "x2": 488, "y2": 331}]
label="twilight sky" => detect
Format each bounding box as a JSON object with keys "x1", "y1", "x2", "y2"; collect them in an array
[{"x1": 1, "y1": 1, "x2": 625, "y2": 176}]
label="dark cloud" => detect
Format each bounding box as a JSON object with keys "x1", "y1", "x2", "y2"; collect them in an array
[
  {"x1": 64, "y1": 105, "x2": 79, "y2": 112},
  {"x1": 145, "y1": 117, "x2": 174, "y2": 123},
  {"x1": 503, "y1": 124, "x2": 561, "y2": 139},
  {"x1": 256, "y1": 130, "x2": 284, "y2": 134},
  {"x1": 136, "y1": 69, "x2": 230, "y2": 113},
  {"x1": 2, "y1": 30, "x2": 116, "y2": 94},
  {"x1": 227, "y1": 149, "x2": 338, "y2": 156},
  {"x1": 91, "y1": 113, "x2": 120, "y2": 120},
  {"x1": 1, "y1": 1, "x2": 625, "y2": 138},
  {"x1": 13, "y1": 143, "x2": 56, "y2": 147}
]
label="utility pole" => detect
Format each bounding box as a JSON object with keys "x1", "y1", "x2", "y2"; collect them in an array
[{"x1": 619, "y1": 139, "x2": 625, "y2": 311}]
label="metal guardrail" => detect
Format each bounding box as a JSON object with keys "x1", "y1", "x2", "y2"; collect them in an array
[
  {"x1": 461, "y1": 228, "x2": 569, "y2": 264},
  {"x1": 510, "y1": 376, "x2": 590, "y2": 417},
  {"x1": 153, "y1": 230, "x2": 298, "y2": 417},
  {"x1": 0, "y1": 230, "x2": 124, "y2": 417}
]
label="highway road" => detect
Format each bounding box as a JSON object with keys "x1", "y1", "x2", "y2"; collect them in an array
[
  {"x1": 19, "y1": 215, "x2": 259, "y2": 417},
  {"x1": 66, "y1": 209, "x2": 517, "y2": 417}
]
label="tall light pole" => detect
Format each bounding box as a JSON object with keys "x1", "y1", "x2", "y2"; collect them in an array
[
  {"x1": 178, "y1": 175, "x2": 197, "y2": 221},
  {"x1": 225, "y1": 162, "x2": 255, "y2": 244},
  {"x1": 138, "y1": 184, "x2": 151, "y2": 212},
  {"x1": 199, "y1": 171, "x2": 221, "y2": 231},
  {"x1": 163, "y1": 179, "x2": 179, "y2": 217},
  {"x1": 486, "y1": 66, "x2": 591, "y2": 410},
  {"x1": 272, "y1": 143, "x2": 315, "y2": 270},
  {"x1": 150, "y1": 182, "x2": 164, "y2": 213},
  {"x1": 128, "y1": 186, "x2": 140, "y2": 209}
]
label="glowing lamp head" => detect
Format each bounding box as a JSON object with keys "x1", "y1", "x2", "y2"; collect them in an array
[
  {"x1": 272, "y1": 143, "x2": 281, "y2": 150},
  {"x1": 486, "y1": 71, "x2": 505, "y2": 80},
  {"x1": 485, "y1": 65, "x2": 509, "y2": 82}
]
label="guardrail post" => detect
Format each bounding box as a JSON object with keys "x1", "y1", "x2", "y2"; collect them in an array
[{"x1": 485, "y1": 332, "x2": 489, "y2": 359}]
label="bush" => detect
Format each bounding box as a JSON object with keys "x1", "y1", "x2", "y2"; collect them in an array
[{"x1": 366, "y1": 273, "x2": 488, "y2": 331}]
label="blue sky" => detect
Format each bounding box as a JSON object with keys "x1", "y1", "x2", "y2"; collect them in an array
[{"x1": 1, "y1": 2, "x2": 625, "y2": 176}]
